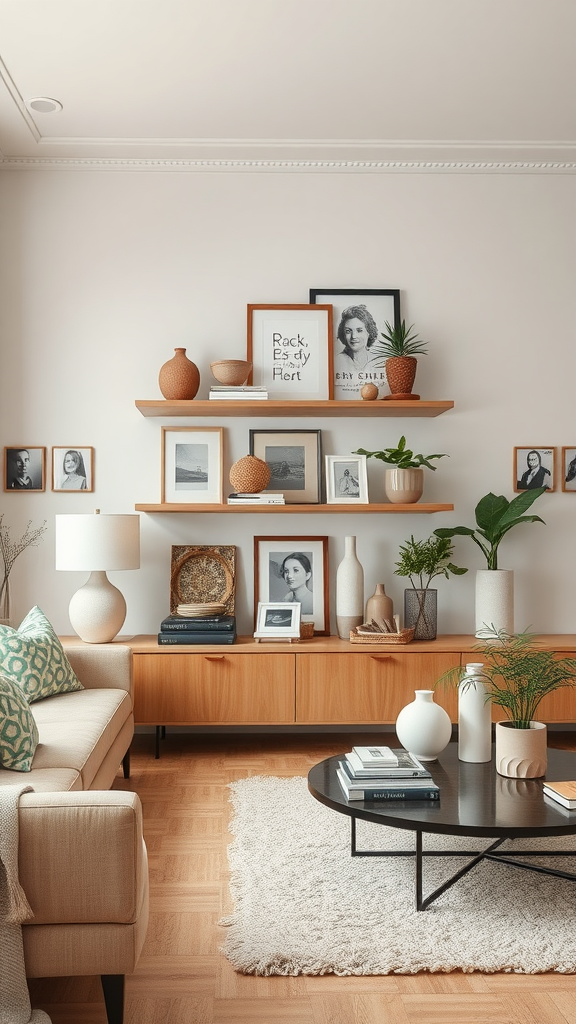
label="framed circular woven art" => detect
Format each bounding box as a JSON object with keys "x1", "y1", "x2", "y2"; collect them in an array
[{"x1": 170, "y1": 545, "x2": 236, "y2": 615}]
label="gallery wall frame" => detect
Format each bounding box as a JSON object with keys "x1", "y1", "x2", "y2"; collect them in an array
[
  {"x1": 249, "y1": 428, "x2": 322, "y2": 503},
  {"x1": 162, "y1": 427, "x2": 223, "y2": 504},
  {"x1": 247, "y1": 304, "x2": 334, "y2": 400},
  {"x1": 3, "y1": 446, "x2": 45, "y2": 492},
  {"x1": 325, "y1": 454, "x2": 369, "y2": 504},
  {"x1": 52, "y1": 446, "x2": 94, "y2": 492},
  {"x1": 254, "y1": 602, "x2": 301, "y2": 641},
  {"x1": 561, "y1": 447, "x2": 576, "y2": 492},
  {"x1": 254, "y1": 535, "x2": 330, "y2": 635},
  {"x1": 514, "y1": 446, "x2": 556, "y2": 493}
]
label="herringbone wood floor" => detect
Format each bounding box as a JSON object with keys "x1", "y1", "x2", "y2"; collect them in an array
[{"x1": 29, "y1": 731, "x2": 576, "y2": 1024}]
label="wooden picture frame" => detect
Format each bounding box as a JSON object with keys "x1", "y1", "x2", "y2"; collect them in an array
[
  {"x1": 3, "y1": 447, "x2": 45, "y2": 491},
  {"x1": 249, "y1": 428, "x2": 322, "y2": 503},
  {"x1": 254, "y1": 602, "x2": 301, "y2": 641},
  {"x1": 52, "y1": 447, "x2": 94, "y2": 492},
  {"x1": 162, "y1": 427, "x2": 223, "y2": 504},
  {"x1": 254, "y1": 535, "x2": 330, "y2": 635},
  {"x1": 561, "y1": 447, "x2": 576, "y2": 492},
  {"x1": 247, "y1": 304, "x2": 334, "y2": 400},
  {"x1": 514, "y1": 447, "x2": 555, "y2": 493},
  {"x1": 325, "y1": 454, "x2": 369, "y2": 504}
]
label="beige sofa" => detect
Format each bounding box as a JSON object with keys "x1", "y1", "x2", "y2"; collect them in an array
[{"x1": 1, "y1": 642, "x2": 149, "y2": 1024}]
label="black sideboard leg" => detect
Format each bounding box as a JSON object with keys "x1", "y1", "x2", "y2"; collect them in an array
[
  {"x1": 122, "y1": 748, "x2": 131, "y2": 778},
  {"x1": 101, "y1": 974, "x2": 125, "y2": 1024}
]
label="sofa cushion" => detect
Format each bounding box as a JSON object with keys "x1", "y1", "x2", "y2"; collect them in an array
[
  {"x1": 0, "y1": 672, "x2": 39, "y2": 771},
  {"x1": 0, "y1": 606, "x2": 83, "y2": 703}
]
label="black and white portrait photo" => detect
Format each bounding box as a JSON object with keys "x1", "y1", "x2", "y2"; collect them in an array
[
  {"x1": 514, "y1": 447, "x2": 555, "y2": 492},
  {"x1": 254, "y1": 536, "x2": 330, "y2": 634},
  {"x1": 162, "y1": 427, "x2": 223, "y2": 504},
  {"x1": 562, "y1": 447, "x2": 576, "y2": 492},
  {"x1": 4, "y1": 447, "x2": 45, "y2": 492},
  {"x1": 52, "y1": 447, "x2": 94, "y2": 492},
  {"x1": 325, "y1": 455, "x2": 369, "y2": 504},
  {"x1": 249, "y1": 429, "x2": 322, "y2": 503},
  {"x1": 269, "y1": 549, "x2": 315, "y2": 614}
]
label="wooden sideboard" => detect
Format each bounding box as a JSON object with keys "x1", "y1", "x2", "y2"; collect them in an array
[{"x1": 127, "y1": 635, "x2": 576, "y2": 728}]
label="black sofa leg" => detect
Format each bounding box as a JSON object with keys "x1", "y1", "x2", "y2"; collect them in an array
[
  {"x1": 122, "y1": 748, "x2": 130, "y2": 778},
  {"x1": 101, "y1": 974, "x2": 125, "y2": 1024}
]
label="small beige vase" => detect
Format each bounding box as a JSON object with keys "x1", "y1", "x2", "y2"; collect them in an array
[
  {"x1": 495, "y1": 720, "x2": 547, "y2": 778},
  {"x1": 365, "y1": 583, "x2": 393, "y2": 626},
  {"x1": 384, "y1": 467, "x2": 424, "y2": 504}
]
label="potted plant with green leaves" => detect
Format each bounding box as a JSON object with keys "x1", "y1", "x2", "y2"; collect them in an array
[
  {"x1": 369, "y1": 320, "x2": 428, "y2": 400},
  {"x1": 394, "y1": 534, "x2": 467, "y2": 639},
  {"x1": 433, "y1": 488, "x2": 547, "y2": 636},
  {"x1": 353, "y1": 435, "x2": 447, "y2": 504}
]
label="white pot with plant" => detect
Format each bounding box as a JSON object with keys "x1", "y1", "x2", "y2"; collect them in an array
[
  {"x1": 369, "y1": 319, "x2": 428, "y2": 400},
  {"x1": 354, "y1": 435, "x2": 447, "y2": 504},
  {"x1": 394, "y1": 534, "x2": 467, "y2": 640},
  {"x1": 0, "y1": 515, "x2": 47, "y2": 626},
  {"x1": 434, "y1": 488, "x2": 547, "y2": 636}
]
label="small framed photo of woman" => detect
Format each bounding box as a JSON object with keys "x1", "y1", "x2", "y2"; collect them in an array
[
  {"x1": 514, "y1": 447, "x2": 555, "y2": 492},
  {"x1": 254, "y1": 536, "x2": 330, "y2": 635},
  {"x1": 4, "y1": 447, "x2": 45, "y2": 491},
  {"x1": 325, "y1": 454, "x2": 369, "y2": 503},
  {"x1": 52, "y1": 447, "x2": 94, "y2": 492},
  {"x1": 562, "y1": 447, "x2": 576, "y2": 492}
]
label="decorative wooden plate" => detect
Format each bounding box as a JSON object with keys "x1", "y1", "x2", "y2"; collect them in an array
[{"x1": 170, "y1": 545, "x2": 236, "y2": 615}]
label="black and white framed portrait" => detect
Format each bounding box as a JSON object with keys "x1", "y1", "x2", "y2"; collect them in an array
[
  {"x1": 254, "y1": 535, "x2": 330, "y2": 635},
  {"x1": 309, "y1": 288, "x2": 400, "y2": 401},
  {"x1": 325, "y1": 454, "x2": 369, "y2": 504},
  {"x1": 52, "y1": 447, "x2": 94, "y2": 492},
  {"x1": 562, "y1": 447, "x2": 576, "y2": 492},
  {"x1": 3, "y1": 447, "x2": 45, "y2": 492},
  {"x1": 249, "y1": 429, "x2": 322, "y2": 503},
  {"x1": 514, "y1": 447, "x2": 555, "y2": 493},
  {"x1": 162, "y1": 427, "x2": 223, "y2": 504},
  {"x1": 254, "y1": 602, "x2": 301, "y2": 640}
]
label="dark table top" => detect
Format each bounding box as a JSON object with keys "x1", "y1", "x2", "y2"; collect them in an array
[{"x1": 307, "y1": 743, "x2": 576, "y2": 839}]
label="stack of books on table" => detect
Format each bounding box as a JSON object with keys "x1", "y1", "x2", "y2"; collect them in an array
[
  {"x1": 542, "y1": 780, "x2": 576, "y2": 810},
  {"x1": 209, "y1": 386, "x2": 269, "y2": 400},
  {"x1": 227, "y1": 492, "x2": 285, "y2": 505},
  {"x1": 157, "y1": 614, "x2": 236, "y2": 645},
  {"x1": 336, "y1": 745, "x2": 440, "y2": 802}
]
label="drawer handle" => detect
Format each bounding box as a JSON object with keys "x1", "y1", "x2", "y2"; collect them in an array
[
  {"x1": 204, "y1": 655, "x2": 225, "y2": 661},
  {"x1": 370, "y1": 654, "x2": 391, "y2": 661}
]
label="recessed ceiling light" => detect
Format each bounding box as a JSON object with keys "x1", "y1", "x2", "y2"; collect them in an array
[{"x1": 27, "y1": 97, "x2": 63, "y2": 114}]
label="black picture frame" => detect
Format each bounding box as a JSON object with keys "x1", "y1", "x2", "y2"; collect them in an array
[{"x1": 249, "y1": 428, "x2": 322, "y2": 504}]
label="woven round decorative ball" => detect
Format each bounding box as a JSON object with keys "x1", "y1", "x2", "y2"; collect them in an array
[
  {"x1": 360, "y1": 382, "x2": 379, "y2": 401},
  {"x1": 229, "y1": 455, "x2": 271, "y2": 493}
]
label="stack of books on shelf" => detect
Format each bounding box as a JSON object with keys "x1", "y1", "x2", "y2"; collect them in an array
[
  {"x1": 227, "y1": 492, "x2": 285, "y2": 505},
  {"x1": 542, "y1": 780, "x2": 576, "y2": 810},
  {"x1": 157, "y1": 611, "x2": 236, "y2": 645},
  {"x1": 336, "y1": 745, "x2": 440, "y2": 802},
  {"x1": 209, "y1": 386, "x2": 269, "y2": 400}
]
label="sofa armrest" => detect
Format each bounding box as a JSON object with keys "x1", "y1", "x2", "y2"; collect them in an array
[
  {"x1": 62, "y1": 643, "x2": 132, "y2": 695},
  {"x1": 17, "y1": 791, "x2": 147, "y2": 925}
]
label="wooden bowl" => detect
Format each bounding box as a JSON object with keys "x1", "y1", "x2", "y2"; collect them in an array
[{"x1": 210, "y1": 360, "x2": 252, "y2": 386}]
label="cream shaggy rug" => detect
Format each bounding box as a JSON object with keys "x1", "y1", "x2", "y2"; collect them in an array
[{"x1": 221, "y1": 775, "x2": 576, "y2": 976}]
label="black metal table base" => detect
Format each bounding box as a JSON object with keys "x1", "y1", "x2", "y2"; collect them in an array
[{"x1": 350, "y1": 817, "x2": 576, "y2": 911}]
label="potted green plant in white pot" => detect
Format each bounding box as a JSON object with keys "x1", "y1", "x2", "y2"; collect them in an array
[
  {"x1": 353, "y1": 435, "x2": 447, "y2": 504},
  {"x1": 433, "y1": 489, "x2": 547, "y2": 636},
  {"x1": 394, "y1": 534, "x2": 467, "y2": 639},
  {"x1": 369, "y1": 320, "x2": 428, "y2": 400}
]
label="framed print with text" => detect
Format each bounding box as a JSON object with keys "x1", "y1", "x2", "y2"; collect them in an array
[
  {"x1": 247, "y1": 304, "x2": 333, "y2": 400},
  {"x1": 254, "y1": 535, "x2": 330, "y2": 635},
  {"x1": 4, "y1": 447, "x2": 45, "y2": 492},
  {"x1": 562, "y1": 447, "x2": 576, "y2": 492},
  {"x1": 514, "y1": 447, "x2": 555, "y2": 493},
  {"x1": 52, "y1": 447, "x2": 94, "y2": 492},
  {"x1": 162, "y1": 427, "x2": 223, "y2": 504},
  {"x1": 249, "y1": 428, "x2": 322, "y2": 503}
]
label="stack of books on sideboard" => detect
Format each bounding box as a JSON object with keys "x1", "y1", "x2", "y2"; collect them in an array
[
  {"x1": 337, "y1": 746, "x2": 440, "y2": 802},
  {"x1": 158, "y1": 605, "x2": 236, "y2": 645}
]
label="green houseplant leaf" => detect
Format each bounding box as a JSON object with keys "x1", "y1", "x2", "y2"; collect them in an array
[
  {"x1": 434, "y1": 488, "x2": 546, "y2": 569},
  {"x1": 371, "y1": 320, "x2": 429, "y2": 360},
  {"x1": 354, "y1": 435, "x2": 447, "y2": 471}
]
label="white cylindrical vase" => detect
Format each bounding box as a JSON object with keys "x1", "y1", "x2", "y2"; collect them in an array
[
  {"x1": 336, "y1": 535, "x2": 364, "y2": 639},
  {"x1": 395, "y1": 689, "x2": 452, "y2": 762},
  {"x1": 458, "y1": 663, "x2": 492, "y2": 763},
  {"x1": 475, "y1": 569, "x2": 514, "y2": 637}
]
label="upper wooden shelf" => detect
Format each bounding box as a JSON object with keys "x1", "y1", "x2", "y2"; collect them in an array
[
  {"x1": 135, "y1": 399, "x2": 454, "y2": 418},
  {"x1": 135, "y1": 502, "x2": 454, "y2": 514}
]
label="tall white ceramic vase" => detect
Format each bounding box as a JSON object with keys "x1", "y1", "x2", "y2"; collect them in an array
[
  {"x1": 336, "y1": 535, "x2": 364, "y2": 639},
  {"x1": 458, "y1": 663, "x2": 492, "y2": 762},
  {"x1": 475, "y1": 569, "x2": 514, "y2": 637},
  {"x1": 395, "y1": 690, "x2": 452, "y2": 761}
]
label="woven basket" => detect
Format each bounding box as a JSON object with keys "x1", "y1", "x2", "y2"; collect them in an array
[
  {"x1": 349, "y1": 627, "x2": 415, "y2": 645},
  {"x1": 229, "y1": 455, "x2": 271, "y2": 493}
]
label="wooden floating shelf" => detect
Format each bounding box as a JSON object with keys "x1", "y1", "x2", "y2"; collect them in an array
[
  {"x1": 135, "y1": 399, "x2": 454, "y2": 418},
  {"x1": 135, "y1": 502, "x2": 454, "y2": 514}
]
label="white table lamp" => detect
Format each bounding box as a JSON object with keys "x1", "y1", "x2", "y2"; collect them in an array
[{"x1": 55, "y1": 510, "x2": 140, "y2": 643}]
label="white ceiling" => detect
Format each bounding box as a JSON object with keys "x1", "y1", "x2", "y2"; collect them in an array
[{"x1": 1, "y1": 0, "x2": 576, "y2": 169}]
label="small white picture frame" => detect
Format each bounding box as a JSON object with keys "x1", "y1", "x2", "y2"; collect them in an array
[
  {"x1": 254, "y1": 601, "x2": 301, "y2": 641},
  {"x1": 325, "y1": 454, "x2": 369, "y2": 504}
]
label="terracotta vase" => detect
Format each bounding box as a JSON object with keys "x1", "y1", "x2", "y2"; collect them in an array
[
  {"x1": 365, "y1": 583, "x2": 393, "y2": 626},
  {"x1": 158, "y1": 348, "x2": 200, "y2": 400}
]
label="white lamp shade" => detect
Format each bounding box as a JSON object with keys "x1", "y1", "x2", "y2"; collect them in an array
[{"x1": 55, "y1": 513, "x2": 140, "y2": 572}]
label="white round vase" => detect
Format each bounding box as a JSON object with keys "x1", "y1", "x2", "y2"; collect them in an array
[
  {"x1": 336, "y1": 535, "x2": 364, "y2": 639},
  {"x1": 458, "y1": 663, "x2": 492, "y2": 763},
  {"x1": 475, "y1": 569, "x2": 514, "y2": 637},
  {"x1": 395, "y1": 689, "x2": 452, "y2": 762}
]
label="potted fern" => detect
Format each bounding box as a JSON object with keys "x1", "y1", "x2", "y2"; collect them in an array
[
  {"x1": 394, "y1": 534, "x2": 467, "y2": 639},
  {"x1": 370, "y1": 320, "x2": 428, "y2": 400},
  {"x1": 354, "y1": 435, "x2": 447, "y2": 503}
]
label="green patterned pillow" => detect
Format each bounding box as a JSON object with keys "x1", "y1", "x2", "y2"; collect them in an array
[
  {"x1": 0, "y1": 672, "x2": 39, "y2": 771},
  {"x1": 0, "y1": 606, "x2": 83, "y2": 703}
]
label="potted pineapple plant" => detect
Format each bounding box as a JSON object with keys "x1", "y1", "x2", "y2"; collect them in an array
[
  {"x1": 394, "y1": 534, "x2": 467, "y2": 639},
  {"x1": 370, "y1": 320, "x2": 428, "y2": 400},
  {"x1": 354, "y1": 435, "x2": 447, "y2": 503}
]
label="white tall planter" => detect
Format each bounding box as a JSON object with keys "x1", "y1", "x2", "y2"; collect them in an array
[
  {"x1": 336, "y1": 535, "x2": 364, "y2": 639},
  {"x1": 458, "y1": 663, "x2": 492, "y2": 762},
  {"x1": 475, "y1": 569, "x2": 514, "y2": 637}
]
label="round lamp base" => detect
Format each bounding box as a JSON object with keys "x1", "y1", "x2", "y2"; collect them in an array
[{"x1": 69, "y1": 570, "x2": 127, "y2": 643}]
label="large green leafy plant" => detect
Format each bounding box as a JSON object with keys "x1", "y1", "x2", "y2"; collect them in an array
[
  {"x1": 354, "y1": 435, "x2": 447, "y2": 471},
  {"x1": 433, "y1": 489, "x2": 546, "y2": 570}
]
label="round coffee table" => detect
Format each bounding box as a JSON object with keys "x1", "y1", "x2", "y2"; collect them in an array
[{"x1": 308, "y1": 743, "x2": 576, "y2": 910}]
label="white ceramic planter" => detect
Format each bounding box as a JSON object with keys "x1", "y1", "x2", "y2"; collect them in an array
[
  {"x1": 395, "y1": 689, "x2": 452, "y2": 761},
  {"x1": 475, "y1": 569, "x2": 514, "y2": 637},
  {"x1": 495, "y1": 720, "x2": 547, "y2": 778},
  {"x1": 384, "y1": 468, "x2": 424, "y2": 504}
]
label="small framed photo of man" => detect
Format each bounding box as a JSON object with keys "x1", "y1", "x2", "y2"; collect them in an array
[
  {"x1": 4, "y1": 447, "x2": 45, "y2": 491},
  {"x1": 254, "y1": 602, "x2": 301, "y2": 641},
  {"x1": 52, "y1": 447, "x2": 94, "y2": 492},
  {"x1": 514, "y1": 447, "x2": 555, "y2": 493},
  {"x1": 254, "y1": 536, "x2": 330, "y2": 635},
  {"x1": 562, "y1": 447, "x2": 576, "y2": 492},
  {"x1": 325, "y1": 454, "x2": 369, "y2": 504}
]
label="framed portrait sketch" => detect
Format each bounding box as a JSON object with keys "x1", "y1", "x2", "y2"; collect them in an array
[
  {"x1": 52, "y1": 447, "x2": 94, "y2": 492},
  {"x1": 4, "y1": 447, "x2": 45, "y2": 492},
  {"x1": 254, "y1": 602, "x2": 301, "y2": 641},
  {"x1": 162, "y1": 427, "x2": 223, "y2": 504},
  {"x1": 247, "y1": 304, "x2": 334, "y2": 400},
  {"x1": 254, "y1": 535, "x2": 330, "y2": 635},
  {"x1": 249, "y1": 429, "x2": 322, "y2": 503},
  {"x1": 325, "y1": 454, "x2": 369, "y2": 504},
  {"x1": 562, "y1": 447, "x2": 576, "y2": 492},
  {"x1": 514, "y1": 447, "x2": 555, "y2": 493},
  {"x1": 309, "y1": 288, "x2": 400, "y2": 401}
]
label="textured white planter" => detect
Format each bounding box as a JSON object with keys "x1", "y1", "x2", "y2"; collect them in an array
[
  {"x1": 395, "y1": 689, "x2": 452, "y2": 761},
  {"x1": 475, "y1": 569, "x2": 514, "y2": 637},
  {"x1": 495, "y1": 720, "x2": 547, "y2": 778},
  {"x1": 384, "y1": 468, "x2": 424, "y2": 504},
  {"x1": 336, "y1": 535, "x2": 364, "y2": 639},
  {"x1": 458, "y1": 663, "x2": 492, "y2": 763}
]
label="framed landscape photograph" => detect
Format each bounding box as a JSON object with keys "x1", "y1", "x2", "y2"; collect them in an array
[
  {"x1": 162, "y1": 427, "x2": 223, "y2": 504},
  {"x1": 254, "y1": 535, "x2": 330, "y2": 635},
  {"x1": 254, "y1": 602, "x2": 301, "y2": 641},
  {"x1": 4, "y1": 446, "x2": 45, "y2": 491},
  {"x1": 310, "y1": 288, "x2": 400, "y2": 400},
  {"x1": 325, "y1": 454, "x2": 369, "y2": 504},
  {"x1": 514, "y1": 447, "x2": 555, "y2": 493},
  {"x1": 562, "y1": 447, "x2": 576, "y2": 492},
  {"x1": 249, "y1": 428, "x2": 322, "y2": 503},
  {"x1": 52, "y1": 447, "x2": 94, "y2": 492},
  {"x1": 247, "y1": 304, "x2": 334, "y2": 400}
]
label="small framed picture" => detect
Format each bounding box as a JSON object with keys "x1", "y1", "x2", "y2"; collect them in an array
[
  {"x1": 52, "y1": 447, "x2": 94, "y2": 492},
  {"x1": 325, "y1": 454, "x2": 369, "y2": 504},
  {"x1": 254, "y1": 602, "x2": 301, "y2": 641},
  {"x1": 562, "y1": 448, "x2": 576, "y2": 492},
  {"x1": 247, "y1": 304, "x2": 334, "y2": 400},
  {"x1": 254, "y1": 535, "x2": 330, "y2": 635},
  {"x1": 249, "y1": 429, "x2": 322, "y2": 503},
  {"x1": 309, "y1": 288, "x2": 400, "y2": 400},
  {"x1": 514, "y1": 447, "x2": 555, "y2": 492},
  {"x1": 162, "y1": 427, "x2": 223, "y2": 504},
  {"x1": 4, "y1": 447, "x2": 45, "y2": 491}
]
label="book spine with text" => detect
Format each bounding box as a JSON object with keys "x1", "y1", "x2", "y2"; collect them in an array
[
  {"x1": 157, "y1": 632, "x2": 236, "y2": 645},
  {"x1": 160, "y1": 618, "x2": 235, "y2": 632},
  {"x1": 337, "y1": 769, "x2": 439, "y2": 802}
]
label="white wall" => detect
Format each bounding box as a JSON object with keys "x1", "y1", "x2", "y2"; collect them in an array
[{"x1": 1, "y1": 168, "x2": 575, "y2": 637}]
